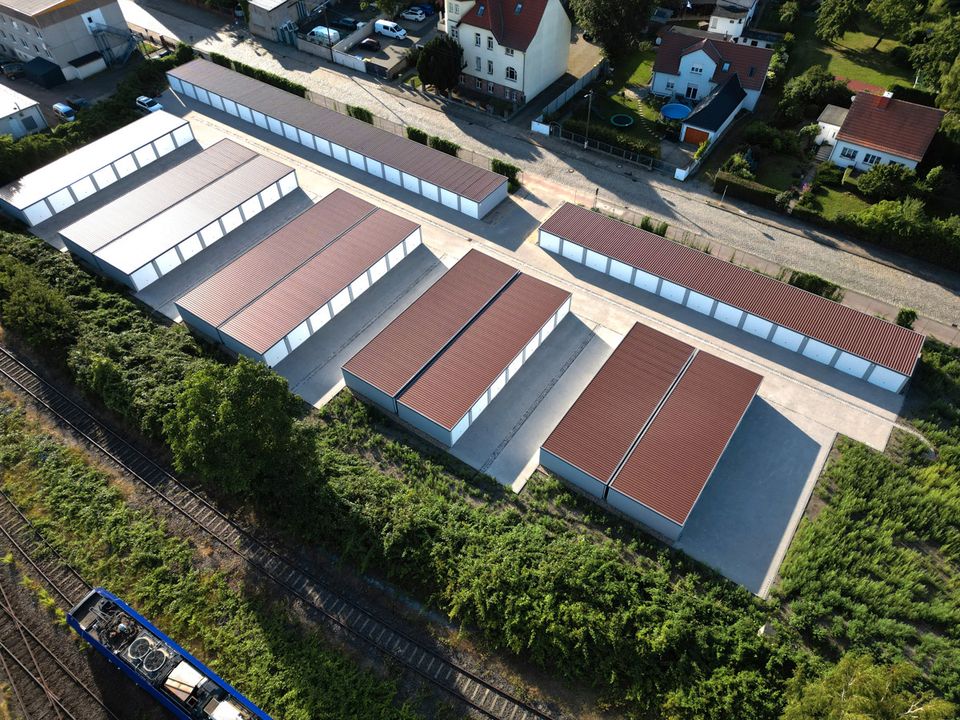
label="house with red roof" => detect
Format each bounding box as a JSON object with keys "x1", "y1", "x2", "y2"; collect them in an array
[
  {"x1": 819, "y1": 92, "x2": 946, "y2": 171},
  {"x1": 443, "y1": 0, "x2": 570, "y2": 106}
]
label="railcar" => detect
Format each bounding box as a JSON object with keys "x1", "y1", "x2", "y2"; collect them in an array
[{"x1": 68, "y1": 588, "x2": 272, "y2": 720}]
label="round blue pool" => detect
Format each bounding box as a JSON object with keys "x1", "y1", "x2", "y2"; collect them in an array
[{"x1": 661, "y1": 103, "x2": 692, "y2": 121}]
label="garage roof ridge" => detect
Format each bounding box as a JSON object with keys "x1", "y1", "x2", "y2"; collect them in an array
[
  {"x1": 210, "y1": 203, "x2": 380, "y2": 332},
  {"x1": 392, "y1": 266, "x2": 522, "y2": 401},
  {"x1": 605, "y1": 347, "x2": 698, "y2": 488}
]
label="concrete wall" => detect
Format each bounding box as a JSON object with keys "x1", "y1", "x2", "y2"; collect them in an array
[
  {"x1": 708, "y1": 13, "x2": 746, "y2": 38},
  {"x1": 248, "y1": 0, "x2": 299, "y2": 41},
  {"x1": 816, "y1": 120, "x2": 841, "y2": 146},
  {"x1": 537, "y1": 229, "x2": 911, "y2": 393},
  {"x1": 342, "y1": 369, "x2": 399, "y2": 413},
  {"x1": 828, "y1": 139, "x2": 918, "y2": 171}
]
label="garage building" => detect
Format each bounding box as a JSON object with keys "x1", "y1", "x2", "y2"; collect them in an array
[
  {"x1": 541, "y1": 323, "x2": 761, "y2": 541},
  {"x1": 0, "y1": 111, "x2": 193, "y2": 227},
  {"x1": 60, "y1": 139, "x2": 297, "y2": 291},
  {"x1": 539, "y1": 203, "x2": 923, "y2": 393},
  {"x1": 344, "y1": 250, "x2": 571, "y2": 446},
  {"x1": 176, "y1": 189, "x2": 421, "y2": 367},
  {"x1": 166, "y1": 59, "x2": 508, "y2": 219}
]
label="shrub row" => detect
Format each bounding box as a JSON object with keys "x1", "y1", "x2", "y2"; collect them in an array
[
  {"x1": 563, "y1": 118, "x2": 659, "y2": 158},
  {"x1": 491, "y1": 158, "x2": 521, "y2": 191},
  {"x1": 427, "y1": 135, "x2": 460, "y2": 156},
  {"x1": 713, "y1": 171, "x2": 779, "y2": 210},
  {"x1": 346, "y1": 105, "x2": 374, "y2": 124},
  {"x1": 405, "y1": 126, "x2": 428, "y2": 144},
  {"x1": 206, "y1": 52, "x2": 307, "y2": 97}
]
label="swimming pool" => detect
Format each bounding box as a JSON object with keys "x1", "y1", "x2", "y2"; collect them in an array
[{"x1": 661, "y1": 103, "x2": 692, "y2": 121}]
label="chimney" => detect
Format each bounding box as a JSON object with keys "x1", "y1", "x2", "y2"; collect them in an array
[{"x1": 878, "y1": 90, "x2": 893, "y2": 109}]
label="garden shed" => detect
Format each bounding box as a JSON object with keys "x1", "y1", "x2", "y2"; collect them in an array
[
  {"x1": 538, "y1": 203, "x2": 923, "y2": 393},
  {"x1": 0, "y1": 111, "x2": 193, "y2": 227},
  {"x1": 176, "y1": 189, "x2": 421, "y2": 367},
  {"x1": 166, "y1": 59, "x2": 508, "y2": 219}
]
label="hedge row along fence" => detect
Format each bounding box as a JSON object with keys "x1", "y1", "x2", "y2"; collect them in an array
[
  {"x1": 562, "y1": 118, "x2": 660, "y2": 158},
  {"x1": 207, "y1": 52, "x2": 308, "y2": 97}
]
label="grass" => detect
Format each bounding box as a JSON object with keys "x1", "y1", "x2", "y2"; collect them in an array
[
  {"x1": 755, "y1": 154, "x2": 805, "y2": 191},
  {"x1": 610, "y1": 45, "x2": 656, "y2": 90},
  {"x1": 788, "y1": 16, "x2": 913, "y2": 89},
  {"x1": 571, "y1": 92, "x2": 664, "y2": 147},
  {"x1": 804, "y1": 184, "x2": 871, "y2": 219}
]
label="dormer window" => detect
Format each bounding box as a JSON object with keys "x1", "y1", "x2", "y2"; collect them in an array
[
  {"x1": 721, "y1": 61, "x2": 730, "y2": 71},
  {"x1": 514, "y1": 2, "x2": 523, "y2": 12},
  {"x1": 477, "y1": 4, "x2": 485, "y2": 15},
  {"x1": 691, "y1": 65, "x2": 703, "y2": 74}
]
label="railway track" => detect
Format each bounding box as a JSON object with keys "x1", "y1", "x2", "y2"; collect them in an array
[
  {"x1": 0, "y1": 494, "x2": 120, "y2": 720},
  {"x1": 0, "y1": 346, "x2": 558, "y2": 720}
]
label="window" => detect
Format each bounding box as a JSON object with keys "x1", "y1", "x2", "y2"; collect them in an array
[
  {"x1": 487, "y1": 36, "x2": 493, "y2": 49},
  {"x1": 665, "y1": 80, "x2": 675, "y2": 90},
  {"x1": 685, "y1": 85, "x2": 698, "y2": 99},
  {"x1": 487, "y1": 59, "x2": 493, "y2": 74},
  {"x1": 514, "y1": 2, "x2": 523, "y2": 13},
  {"x1": 839, "y1": 147, "x2": 858, "y2": 160},
  {"x1": 474, "y1": 33, "x2": 480, "y2": 46},
  {"x1": 509, "y1": 90, "x2": 516, "y2": 101},
  {"x1": 863, "y1": 153, "x2": 881, "y2": 165},
  {"x1": 451, "y1": 27, "x2": 458, "y2": 38},
  {"x1": 691, "y1": 65, "x2": 703, "y2": 74},
  {"x1": 475, "y1": 56, "x2": 481, "y2": 70},
  {"x1": 505, "y1": 66, "x2": 517, "y2": 81},
  {"x1": 487, "y1": 81, "x2": 494, "y2": 93},
  {"x1": 475, "y1": 78, "x2": 482, "y2": 89},
  {"x1": 750, "y1": 39, "x2": 758, "y2": 46},
  {"x1": 454, "y1": 3, "x2": 460, "y2": 12},
  {"x1": 721, "y1": 61, "x2": 730, "y2": 72},
  {"x1": 504, "y1": 47, "x2": 513, "y2": 56}
]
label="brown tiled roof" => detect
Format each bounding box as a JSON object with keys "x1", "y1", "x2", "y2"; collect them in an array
[
  {"x1": 541, "y1": 203, "x2": 924, "y2": 376},
  {"x1": 610, "y1": 351, "x2": 761, "y2": 525},
  {"x1": 653, "y1": 29, "x2": 772, "y2": 91},
  {"x1": 459, "y1": 0, "x2": 548, "y2": 52},
  {"x1": 836, "y1": 93, "x2": 945, "y2": 162}
]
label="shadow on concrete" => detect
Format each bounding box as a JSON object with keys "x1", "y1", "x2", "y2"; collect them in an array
[
  {"x1": 450, "y1": 313, "x2": 609, "y2": 487},
  {"x1": 545, "y1": 251, "x2": 906, "y2": 413},
  {"x1": 136, "y1": 188, "x2": 314, "y2": 318},
  {"x1": 677, "y1": 398, "x2": 824, "y2": 594},
  {"x1": 275, "y1": 244, "x2": 447, "y2": 407}
]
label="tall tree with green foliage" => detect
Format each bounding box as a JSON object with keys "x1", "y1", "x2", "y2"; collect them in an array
[
  {"x1": 865, "y1": 0, "x2": 918, "y2": 48},
  {"x1": 909, "y1": 15, "x2": 960, "y2": 87},
  {"x1": 163, "y1": 357, "x2": 300, "y2": 496},
  {"x1": 939, "y1": 56, "x2": 960, "y2": 111},
  {"x1": 779, "y1": 66, "x2": 850, "y2": 121},
  {"x1": 815, "y1": 0, "x2": 858, "y2": 42},
  {"x1": 569, "y1": 0, "x2": 653, "y2": 58},
  {"x1": 416, "y1": 34, "x2": 463, "y2": 95},
  {"x1": 783, "y1": 654, "x2": 955, "y2": 720}
]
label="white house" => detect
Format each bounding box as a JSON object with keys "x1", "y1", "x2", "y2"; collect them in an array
[
  {"x1": 707, "y1": 0, "x2": 758, "y2": 38},
  {"x1": 0, "y1": 84, "x2": 46, "y2": 139},
  {"x1": 819, "y1": 92, "x2": 946, "y2": 171},
  {"x1": 651, "y1": 28, "x2": 772, "y2": 110},
  {"x1": 443, "y1": 0, "x2": 570, "y2": 106}
]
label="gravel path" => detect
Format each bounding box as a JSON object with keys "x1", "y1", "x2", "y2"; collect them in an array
[{"x1": 124, "y1": 0, "x2": 960, "y2": 327}]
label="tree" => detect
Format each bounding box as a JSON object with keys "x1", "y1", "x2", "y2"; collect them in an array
[
  {"x1": 416, "y1": 34, "x2": 463, "y2": 95},
  {"x1": 815, "y1": 0, "x2": 858, "y2": 42},
  {"x1": 783, "y1": 654, "x2": 955, "y2": 720},
  {"x1": 779, "y1": 66, "x2": 850, "y2": 122},
  {"x1": 909, "y1": 16, "x2": 960, "y2": 87},
  {"x1": 857, "y1": 162, "x2": 918, "y2": 200},
  {"x1": 163, "y1": 357, "x2": 300, "y2": 497},
  {"x1": 779, "y1": 0, "x2": 800, "y2": 26},
  {"x1": 938, "y1": 56, "x2": 960, "y2": 112},
  {"x1": 865, "y1": 0, "x2": 918, "y2": 48},
  {"x1": 360, "y1": 0, "x2": 405, "y2": 17},
  {"x1": 0, "y1": 256, "x2": 78, "y2": 359},
  {"x1": 569, "y1": 0, "x2": 654, "y2": 58}
]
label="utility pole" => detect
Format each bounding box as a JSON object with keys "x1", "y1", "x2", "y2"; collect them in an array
[{"x1": 583, "y1": 89, "x2": 593, "y2": 150}]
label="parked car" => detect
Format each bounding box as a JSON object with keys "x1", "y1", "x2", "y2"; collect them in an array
[
  {"x1": 135, "y1": 95, "x2": 163, "y2": 113},
  {"x1": 66, "y1": 94, "x2": 90, "y2": 109},
  {"x1": 306, "y1": 25, "x2": 341, "y2": 44},
  {"x1": 399, "y1": 7, "x2": 425, "y2": 21},
  {"x1": 411, "y1": 3, "x2": 436, "y2": 15},
  {"x1": 374, "y1": 19, "x2": 407, "y2": 39},
  {"x1": 52, "y1": 102, "x2": 76, "y2": 123},
  {"x1": 358, "y1": 37, "x2": 381, "y2": 51},
  {"x1": 332, "y1": 16, "x2": 364, "y2": 31},
  {"x1": 1, "y1": 61, "x2": 24, "y2": 79}
]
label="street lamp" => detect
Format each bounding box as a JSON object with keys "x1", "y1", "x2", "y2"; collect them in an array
[{"x1": 583, "y1": 90, "x2": 593, "y2": 150}]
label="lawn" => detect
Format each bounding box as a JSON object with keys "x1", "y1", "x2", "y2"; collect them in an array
[
  {"x1": 788, "y1": 16, "x2": 913, "y2": 89},
  {"x1": 804, "y1": 184, "x2": 871, "y2": 219},
  {"x1": 755, "y1": 154, "x2": 805, "y2": 191},
  {"x1": 570, "y1": 92, "x2": 664, "y2": 148},
  {"x1": 610, "y1": 45, "x2": 657, "y2": 90}
]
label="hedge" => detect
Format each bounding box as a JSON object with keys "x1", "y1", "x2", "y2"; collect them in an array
[
  {"x1": 427, "y1": 135, "x2": 460, "y2": 156},
  {"x1": 406, "y1": 126, "x2": 428, "y2": 144},
  {"x1": 563, "y1": 118, "x2": 659, "y2": 158},
  {"x1": 347, "y1": 105, "x2": 374, "y2": 124},
  {"x1": 206, "y1": 52, "x2": 307, "y2": 97},
  {"x1": 712, "y1": 171, "x2": 779, "y2": 210},
  {"x1": 491, "y1": 158, "x2": 521, "y2": 191}
]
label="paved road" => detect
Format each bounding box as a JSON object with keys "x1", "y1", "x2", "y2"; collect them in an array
[{"x1": 123, "y1": 0, "x2": 960, "y2": 328}]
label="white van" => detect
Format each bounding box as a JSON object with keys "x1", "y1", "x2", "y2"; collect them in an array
[
  {"x1": 374, "y1": 19, "x2": 406, "y2": 39},
  {"x1": 307, "y1": 25, "x2": 341, "y2": 44}
]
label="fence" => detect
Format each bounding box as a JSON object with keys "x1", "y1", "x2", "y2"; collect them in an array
[
  {"x1": 538, "y1": 60, "x2": 606, "y2": 120},
  {"x1": 551, "y1": 125, "x2": 666, "y2": 172}
]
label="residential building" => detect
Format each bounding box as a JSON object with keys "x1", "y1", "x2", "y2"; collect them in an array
[
  {"x1": 0, "y1": 0, "x2": 134, "y2": 82},
  {"x1": 707, "y1": 0, "x2": 758, "y2": 38},
  {"x1": 0, "y1": 84, "x2": 47, "y2": 139},
  {"x1": 443, "y1": 0, "x2": 570, "y2": 106},
  {"x1": 678, "y1": 73, "x2": 746, "y2": 145},
  {"x1": 819, "y1": 92, "x2": 946, "y2": 171},
  {"x1": 651, "y1": 27, "x2": 772, "y2": 109}
]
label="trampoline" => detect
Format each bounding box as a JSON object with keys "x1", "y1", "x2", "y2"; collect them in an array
[{"x1": 610, "y1": 114, "x2": 635, "y2": 128}]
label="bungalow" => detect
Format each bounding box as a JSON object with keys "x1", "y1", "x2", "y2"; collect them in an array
[
  {"x1": 443, "y1": 0, "x2": 571, "y2": 106},
  {"x1": 819, "y1": 92, "x2": 946, "y2": 171}
]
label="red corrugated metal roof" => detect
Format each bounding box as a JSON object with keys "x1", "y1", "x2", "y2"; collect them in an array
[
  {"x1": 343, "y1": 249, "x2": 518, "y2": 398},
  {"x1": 611, "y1": 351, "x2": 761, "y2": 525},
  {"x1": 220, "y1": 208, "x2": 419, "y2": 354},
  {"x1": 541, "y1": 203, "x2": 924, "y2": 376},
  {"x1": 836, "y1": 92, "x2": 945, "y2": 162},
  {"x1": 542, "y1": 323, "x2": 694, "y2": 483},
  {"x1": 176, "y1": 189, "x2": 376, "y2": 328},
  {"x1": 398, "y1": 273, "x2": 570, "y2": 430},
  {"x1": 169, "y1": 60, "x2": 507, "y2": 203}
]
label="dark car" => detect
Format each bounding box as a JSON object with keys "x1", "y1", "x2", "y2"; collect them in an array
[
  {"x1": 1, "y1": 61, "x2": 24, "y2": 79},
  {"x1": 66, "y1": 94, "x2": 90, "y2": 109},
  {"x1": 359, "y1": 37, "x2": 381, "y2": 51},
  {"x1": 412, "y1": 3, "x2": 436, "y2": 15},
  {"x1": 332, "y1": 15, "x2": 362, "y2": 30}
]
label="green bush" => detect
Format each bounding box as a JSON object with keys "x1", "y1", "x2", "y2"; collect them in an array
[
  {"x1": 785, "y1": 270, "x2": 844, "y2": 302},
  {"x1": 721, "y1": 152, "x2": 755, "y2": 180},
  {"x1": 0, "y1": 255, "x2": 78, "y2": 358},
  {"x1": 779, "y1": 66, "x2": 849, "y2": 122},
  {"x1": 562, "y1": 118, "x2": 659, "y2": 157},
  {"x1": 347, "y1": 105, "x2": 374, "y2": 124},
  {"x1": 427, "y1": 135, "x2": 460, "y2": 156},
  {"x1": 694, "y1": 139, "x2": 711, "y2": 160},
  {"x1": 491, "y1": 158, "x2": 521, "y2": 191},
  {"x1": 857, "y1": 163, "x2": 919, "y2": 200},
  {"x1": 713, "y1": 171, "x2": 780, "y2": 209},
  {"x1": 896, "y1": 307, "x2": 918, "y2": 329},
  {"x1": 742, "y1": 121, "x2": 800, "y2": 155},
  {"x1": 206, "y1": 53, "x2": 307, "y2": 97},
  {"x1": 815, "y1": 161, "x2": 842, "y2": 187},
  {"x1": 653, "y1": 220, "x2": 669, "y2": 237},
  {"x1": 406, "y1": 126, "x2": 428, "y2": 144},
  {"x1": 890, "y1": 83, "x2": 938, "y2": 107},
  {"x1": 640, "y1": 215, "x2": 655, "y2": 232}
]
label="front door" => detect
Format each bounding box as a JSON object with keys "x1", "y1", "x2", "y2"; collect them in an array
[{"x1": 685, "y1": 85, "x2": 698, "y2": 100}]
